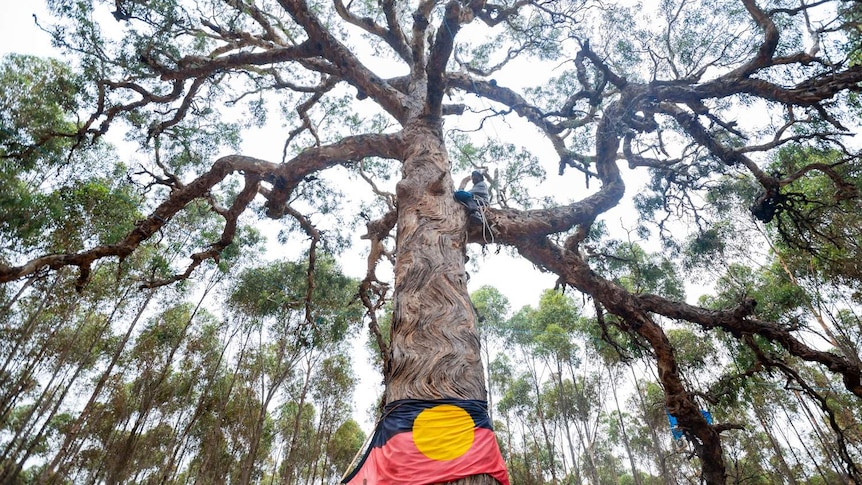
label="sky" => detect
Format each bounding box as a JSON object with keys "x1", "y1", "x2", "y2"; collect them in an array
[{"x1": 0, "y1": 3, "x2": 54, "y2": 57}]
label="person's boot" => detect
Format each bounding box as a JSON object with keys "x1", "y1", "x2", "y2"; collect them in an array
[{"x1": 469, "y1": 210, "x2": 484, "y2": 224}]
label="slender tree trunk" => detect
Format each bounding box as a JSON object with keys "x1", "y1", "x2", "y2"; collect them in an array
[
  {"x1": 9, "y1": 353, "x2": 93, "y2": 482},
  {"x1": 766, "y1": 233, "x2": 851, "y2": 356},
  {"x1": 307, "y1": 414, "x2": 324, "y2": 485},
  {"x1": 518, "y1": 418, "x2": 541, "y2": 484},
  {"x1": 1, "y1": 371, "x2": 66, "y2": 482},
  {"x1": 630, "y1": 369, "x2": 674, "y2": 485},
  {"x1": 195, "y1": 329, "x2": 254, "y2": 484},
  {"x1": 781, "y1": 400, "x2": 831, "y2": 484},
  {"x1": 528, "y1": 357, "x2": 558, "y2": 483},
  {"x1": 0, "y1": 273, "x2": 39, "y2": 318},
  {"x1": 105, "y1": 290, "x2": 207, "y2": 485},
  {"x1": 792, "y1": 390, "x2": 853, "y2": 484},
  {"x1": 0, "y1": 294, "x2": 80, "y2": 472},
  {"x1": 504, "y1": 413, "x2": 513, "y2": 479},
  {"x1": 565, "y1": 361, "x2": 585, "y2": 485},
  {"x1": 0, "y1": 273, "x2": 60, "y2": 371},
  {"x1": 483, "y1": 333, "x2": 495, "y2": 425},
  {"x1": 239, "y1": 361, "x2": 295, "y2": 485},
  {"x1": 38, "y1": 288, "x2": 155, "y2": 485},
  {"x1": 529, "y1": 420, "x2": 544, "y2": 484},
  {"x1": 609, "y1": 366, "x2": 641, "y2": 485},
  {"x1": 0, "y1": 326, "x2": 59, "y2": 429},
  {"x1": 0, "y1": 273, "x2": 61, "y2": 408},
  {"x1": 4, "y1": 285, "x2": 138, "y2": 481},
  {"x1": 752, "y1": 404, "x2": 797, "y2": 485},
  {"x1": 772, "y1": 402, "x2": 812, "y2": 482},
  {"x1": 570, "y1": 373, "x2": 600, "y2": 485},
  {"x1": 308, "y1": 402, "x2": 334, "y2": 485},
  {"x1": 281, "y1": 353, "x2": 315, "y2": 484},
  {"x1": 558, "y1": 365, "x2": 581, "y2": 484},
  {"x1": 158, "y1": 323, "x2": 239, "y2": 484}
]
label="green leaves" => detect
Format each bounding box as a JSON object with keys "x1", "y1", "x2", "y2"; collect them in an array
[
  {"x1": 765, "y1": 147, "x2": 862, "y2": 287},
  {"x1": 593, "y1": 239, "x2": 686, "y2": 300},
  {"x1": 0, "y1": 54, "x2": 81, "y2": 165},
  {"x1": 0, "y1": 54, "x2": 84, "y2": 253},
  {"x1": 228, "y1": 256, "x2": 362, "y2": 339},
  {"x1": 328, "y1": 419, "x2": 366, "y2": 473}
]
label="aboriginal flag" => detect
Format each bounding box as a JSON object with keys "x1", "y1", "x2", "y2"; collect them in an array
[{"x1": 342, "y1": 399, "x2": 509, "y2": 485}]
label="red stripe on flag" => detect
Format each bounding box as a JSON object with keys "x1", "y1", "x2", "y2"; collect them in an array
[{"x1": 345, "y1": 427, "x2": 509, "y2": 485}]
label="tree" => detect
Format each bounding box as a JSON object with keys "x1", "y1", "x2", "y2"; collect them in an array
[
  {"x1": 224, "y1": 256, "x2": 361, "y2": 484},
  {"x1": 3, "y1": 0, "x2": 862, "y2": 483}
]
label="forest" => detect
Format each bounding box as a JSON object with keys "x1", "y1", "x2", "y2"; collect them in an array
[{"x1": 2, "y1": 0, "x2": 862, "y2": 484}]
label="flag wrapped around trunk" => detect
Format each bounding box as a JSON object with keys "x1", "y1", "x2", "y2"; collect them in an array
[{"x1": 342, "y1": 398, "x2": 509, "y2": 485}]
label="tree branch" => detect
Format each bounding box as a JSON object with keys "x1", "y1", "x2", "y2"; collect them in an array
[
  {"x1": 333, "y1": 0, "x2": 411, "y2": 62},
  {"x1": 0, "y1": 155, "x2": 275, "y2": 287},
  {"x1": 636, "y1": 294, "x2": 862, "y2": 398},
  {"x1": 141, "y1": 171, "x2": 262, "y2": 288}
]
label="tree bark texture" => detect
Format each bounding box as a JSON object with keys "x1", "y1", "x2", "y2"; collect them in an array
[
  {"x1": 386, "y1": 119, "x2": 497, "y2": 485},
  {"x1": 386, "y1": 119, "x2": 485, "y2": 402}
]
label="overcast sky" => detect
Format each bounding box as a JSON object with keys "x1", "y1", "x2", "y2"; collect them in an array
[{"x1": 1, "y1": 3, "x2": 53, "y2": 57}]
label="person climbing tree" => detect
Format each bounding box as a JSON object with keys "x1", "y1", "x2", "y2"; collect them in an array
[{"x1": 455, "y1": 170, "x2": 490, "y2": 223}]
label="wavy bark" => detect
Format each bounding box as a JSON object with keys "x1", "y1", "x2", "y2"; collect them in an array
[
  {"x1": 386, "y1": 118, "x2": 499, "y2": 485},
  {"x1": 386, "y1": 119, "x2": 484, "y2": 400}
]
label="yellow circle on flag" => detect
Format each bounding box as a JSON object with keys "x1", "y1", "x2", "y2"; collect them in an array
[{"x1": 413, "y1": 404, "x2": 475, "y2": 461}]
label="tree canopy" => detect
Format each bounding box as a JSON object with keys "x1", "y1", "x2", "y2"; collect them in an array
[{"x1": 2, "y1": 0, "x2": 862, "y2": 483}]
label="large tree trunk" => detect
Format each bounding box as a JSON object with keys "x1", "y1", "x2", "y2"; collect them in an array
[
  {"x1": 385, "y1": 118, "x2": 496, "y2": 484},
  {"x1": 386, "y1": 118, "x2": 484, "y2": 401}
]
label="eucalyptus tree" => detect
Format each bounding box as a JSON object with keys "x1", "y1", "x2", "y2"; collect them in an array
[
  {"x1": 495, "y1": 369, "x2": 547, "y2": 485},
  {"x1": 487, "y1": 288, "x2": 618, "y2": 483},
  {"x1": 329, "y1": 419, "x2": 367, "y2": 477},
  {"x1": 225, "y1": 256, "x2": 362, "y2": 484},
  {"x1": 513, "y1": 289, "x2": 593, "y2": 482},
  {"x1": 306, "y1": 354, "x2": 360, "y2": 483},
  {"x1": 3, "y1": 0, "x2": 862, "y2": 482},
  {"x1": 471, "y1": 284, "x2": 511, "y2": 422},
  {"x1": 690, "y1": 254, "x2": 860, "y2": 483},
  {"x1": 502, "y1": 293, "x2": 586, "y2": 482},
  {"x1": 262, "y1": 354, "x2": 359, "y2": 484},
  {"x1": 626, "y1": 380, "x2": 689, "y2": 485},
  {"x1": 99, "y1": 300, "x2": 221, "y2": 485},
  {"x1": 0, "y1": 54, "x2": 91, "y2": 257}
]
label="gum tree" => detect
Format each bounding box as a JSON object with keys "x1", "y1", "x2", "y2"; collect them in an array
[{"x1": 2, "y1": 0, "x2": 862, "y2": 482}]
